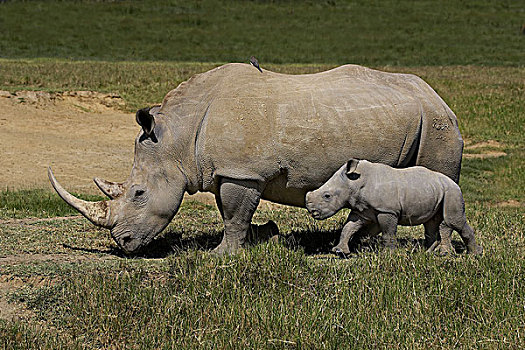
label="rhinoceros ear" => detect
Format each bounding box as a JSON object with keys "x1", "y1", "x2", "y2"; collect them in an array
[
  {"x1": 136, "y1": 107, "x2": 155, "y2": 136},
  {"x1": 345, "y1": 159, "x2": 360, "y2": 176}
]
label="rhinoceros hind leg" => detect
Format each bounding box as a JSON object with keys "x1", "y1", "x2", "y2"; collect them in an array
[
  {"x1": 213, "y1": 178, "x2": 262, "y2": 255},
  {"x1": 457, "y1": 223, "x2": 483, "y2": 255},
  {"x1": 429, "y1": 223, "x2": 454, "y2": 255},
  {"x1": 423, "y1": 214, "x2": 446, "y2": 251},
  {"x1": 442, "y1": 189, "x2": 483, "y2": 255}
]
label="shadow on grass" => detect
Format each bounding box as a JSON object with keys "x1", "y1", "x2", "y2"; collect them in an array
[
  {"x1": 140, "y1": 228, "x2": 468, "y2": 258},
  {"x1": 62, "y1": 227, "x2": 467, "y2": 259},
  {"x1": 284, "y1": 230, "x2": 467, "y2": 257},
  {"x1": 62, "y1": 243, "x2": 127, "y2": 258},
  {"x1": 139, "y1": 230, "x2": 223, "y2": 258}
]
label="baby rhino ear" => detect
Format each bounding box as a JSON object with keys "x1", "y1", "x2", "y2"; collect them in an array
[
  {"x1": 346, "y1": 159, "x2": 359, "y2": 174},
  {"x1": 345, "y1": 159, "x2": 360, "y2": 179}
]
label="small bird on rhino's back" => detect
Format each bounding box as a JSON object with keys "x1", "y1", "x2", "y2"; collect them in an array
[{"x1": 249, "y1": 56, "x2": 263, "y2": 73}]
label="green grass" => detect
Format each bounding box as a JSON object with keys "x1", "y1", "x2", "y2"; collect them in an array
[
  {"x1": 0, "y1": 0, "x2": 523, "y2": 66},
  {"x1": 0, "y1": 188, "x2": 105, "y2": 219},
  {"x1": 1, "y1": 197, "x2": 524, "y2": 348},
  {"x1": 0, "y1": 25, "x2": 523, "y2": 347},
  {"x1": 461, "y1": 152, "x2": 524, "y2": 204},
  {"x1": 1, "y1": 205, "x2": 524, "y2": 349}
]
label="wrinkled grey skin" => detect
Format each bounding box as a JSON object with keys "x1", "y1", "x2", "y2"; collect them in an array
[
  {"x1": 306, "y1": 159, "x2": 483, "y2": 256},
  {"x1": 49, "y1": 63, "x2": 465, "y2": 255}
]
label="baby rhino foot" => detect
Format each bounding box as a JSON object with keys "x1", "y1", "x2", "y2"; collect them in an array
[{"x1": 331, "y1": 244, "x2": 350, "y2": 258}]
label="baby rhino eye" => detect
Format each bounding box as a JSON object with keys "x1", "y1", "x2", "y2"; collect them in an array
[
  {"x1": 323, "y1": 193, "x2": 331, "y2": 200},
  {"x1": 135, "y1": 189, "x2": 145, "y2": 197}
]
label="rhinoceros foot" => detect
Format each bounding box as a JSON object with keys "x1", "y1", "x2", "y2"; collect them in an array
[
  {"x1": 212, "y1": 220, "x2": 280, "y2": 256},
  {"x1": 331, "y1": 244, "x2": 351, "y2": 258},
  {"x1": 212, "y1": 237, "x2": 246, "y2": 256},
  {"x1": 467, "y1": 243, "x2": 483, "y2": 256},
  {"x1": 426, "y1": 240, "x2": 454, "y2": 255}
]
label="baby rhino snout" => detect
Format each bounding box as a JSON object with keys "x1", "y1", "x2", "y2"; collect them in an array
[{"x1": 305, "y1": 192, "x2": 321, "y2": 219}]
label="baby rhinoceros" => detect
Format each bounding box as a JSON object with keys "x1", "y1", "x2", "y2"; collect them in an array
[{"x1": 305, "y1": 159, "x2": 483, "y2": 256}]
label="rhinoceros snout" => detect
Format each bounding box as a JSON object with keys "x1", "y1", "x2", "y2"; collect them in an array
[
  {"x1": 112, "y1": 230, "x2": 145, "y2": 255},
  {"x1": 306, "y1": 204, "x2": 322, "y2": 219},
  {"x1": 305, "y1": 199, "x2": 321, "y2": 219}
]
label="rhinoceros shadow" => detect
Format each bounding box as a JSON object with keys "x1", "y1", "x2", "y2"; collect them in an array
[
  {"x1": 279, "y1": 229, "x2": 466, "y2": 257},
  {"x1": 61, "y1": 230, "x2": 223, "y2": 259},
  {"x1": 63, "y1": 228, "x2": 465, "y2": 259},
  {"x1": 142, "y1": 227, "x2": 467, "y2": 258},
  {"x1": 142, "y1": 229, "x2": 224, "y2": 258},
  {"x1": 62, "y1": 243, "x2": 128, "y2": 258}
]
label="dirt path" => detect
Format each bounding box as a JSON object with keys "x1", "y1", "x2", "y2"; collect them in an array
[
  {"x1": 1, "y1": 90, "x2": 137, "y2": 193},
  {"x1": 0, "y1": 215, "x2": 82, "y2": 226}
]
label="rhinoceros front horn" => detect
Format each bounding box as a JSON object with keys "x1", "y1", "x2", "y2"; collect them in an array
[
  {"x1": 48, "y1": 167, "x2": 112, "y2": 228},
  {"x1": 93, "y1": 177, "x2": 125, "y2": 199}
]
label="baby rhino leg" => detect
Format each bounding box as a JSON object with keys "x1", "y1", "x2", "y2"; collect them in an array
[
  {"x1": 376, "y1": 213, "x2": 398, "y2": 250},
  {"x1": 425, "y1": 215, "x2": 454, "y2": 255},
  {"x1": 457, "y1": 222, "x2": 483, "y2": 255},
  {"x1": 332, "y1": 212, "x2": 367, "y2": 256},
  {"x1": 423, "y1": 214, "x2": 441, "y2": 250},
  {"x1": 443, "y1": 189, "x2": 483, "y2": 255}
]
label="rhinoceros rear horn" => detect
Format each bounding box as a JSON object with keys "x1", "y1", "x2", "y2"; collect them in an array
[
  {"x1": 48, "y1": 167, "x2": 112, "y2": 228},
  {"x1": 136, "y1": 107, "x2": 155, "y2": 136},
  {"x1": 93, "y1": 177, "x2": 125, "y2": 199}
]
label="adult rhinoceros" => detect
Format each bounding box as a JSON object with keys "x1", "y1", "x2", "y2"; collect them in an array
[{"x1": 49, "y1": 63, "x2": 464, "y2": 255}]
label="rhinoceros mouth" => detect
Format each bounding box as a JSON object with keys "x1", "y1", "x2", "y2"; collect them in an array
[
  {"x1": 306, "y1": 207, "x2": 324, "y2": 220},
  {"x1": 309, "y1": 210, "x2": 322, "y2": 219},
  {"x1": 117, "y1": 236, "x2": 145, "y2": 255},
  {"x1": 111, "y1": 222, "x2": 160, "y2": 255}
]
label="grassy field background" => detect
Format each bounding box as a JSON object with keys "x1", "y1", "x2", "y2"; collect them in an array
[
  {"x1": 1, "y1": 0, "x2": 524, "y2": 348},
  {"x1": 0, "y1": 0, "x2": 523, "y2": 66}
]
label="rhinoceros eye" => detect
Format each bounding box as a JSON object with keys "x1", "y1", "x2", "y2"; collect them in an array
[
  {"x1": 135, "y1": 189, "x2": 145, "y2": 197},
  {"x1": 323, "y1": 193, "x2": 331, "y2": 200}
]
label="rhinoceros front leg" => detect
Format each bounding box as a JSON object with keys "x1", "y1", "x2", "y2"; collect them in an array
[
  {"x1": 332, "y1": 212, "x2": 368, "y2": 256},
  {"x1": 213, "y1": 178, "x2": 262, "y2": 255},
  {"x1": 376, "y1": 213, "x2": 398, "y2": 250}
]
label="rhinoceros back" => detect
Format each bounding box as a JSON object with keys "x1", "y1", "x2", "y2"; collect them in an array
[{"x1": 173, "y1": 63, "x2": 461, "y2": 207}]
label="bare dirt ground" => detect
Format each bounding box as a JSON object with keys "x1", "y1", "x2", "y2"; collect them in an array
[
  {"x1": 0, "y1": 90, "x2": 222, "y2": 207},
  {"x1": 1, "y1": 90, "x2": 136, "y2": 193}
]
